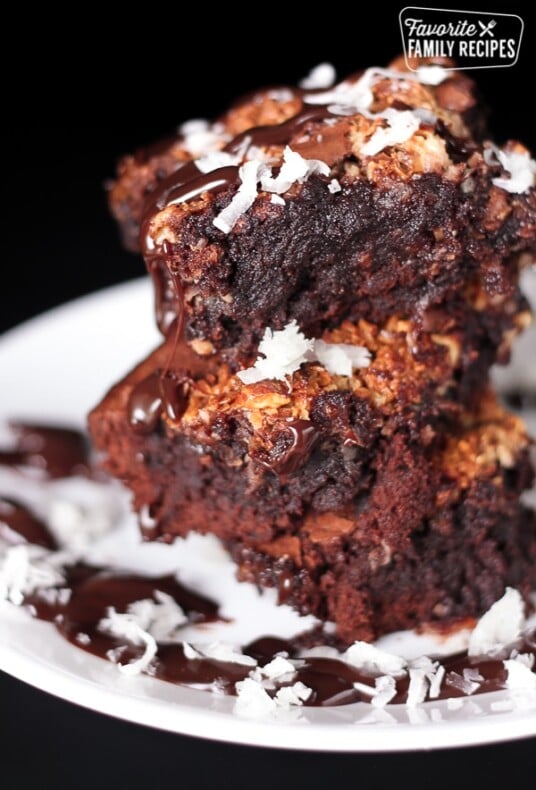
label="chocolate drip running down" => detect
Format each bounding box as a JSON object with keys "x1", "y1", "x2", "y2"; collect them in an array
[{"x1": 127, "y1": 366, "x2": 197, "y2": 435}]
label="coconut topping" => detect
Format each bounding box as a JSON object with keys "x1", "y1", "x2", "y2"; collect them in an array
[
  {"x1": 468, "y1": 587, "x2": 525, "y2": 656},
  {"x1": 343, "y1": 640, "x2": 407, "y2": 675},
  {"x1": 234, "y1": 676, "x2": 312, "y2": 718},
  {"x1": 361, "y1": 109, "x2": 421, "y2": 157},
  {"x1": 213, "y1": 160, "x2": 267, "y2": 234},
  {"x1": 194, "y1": 150, "x2": 242, "y2": 174},
  {"x1": 260, "y1": 146, "x2": 330, "y2": 195},
  {"x1": 353, "y1": 675, "x2": 397, "y2": 708},
  {"x1": 503, "y1": 655, "x2": 536, "y2": 690},
  {"x1": 237, "y1": 321, "x2": 371, "y2": 384},
  {"x1": 179, "y1": 119, "x2": 229, "y2": 158},
  {"x1": 299, "y1": 63, "x2": 337, "y2": 90},
  {"x1": 491, "y1": 147, "x2": 536, "y2": 194},
  {"x1": 97, "y1": 591, "x2": 188, "y2": 675},
  {"x1": 313, "y1": 339, "x2": 372, "y2": 376},
  {"x1": 213, "y1": 149, "x2": 330, "y2": 233},
  {"x1": 98, "y1": 607, "x2": 158, "y2": 676},
  {"x1": 415, "y1": 65, "x2": 451, "y2": 85},
  {"x1": 0, "y1": 545, "x2": 65, "y2": 606},
  {"x1": 236, "y1": 321, "x2": 315, "y2": 384}
]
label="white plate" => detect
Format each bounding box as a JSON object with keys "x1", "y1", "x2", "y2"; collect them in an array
[{"x1": 0, "y1": 276, "x2": 535, "y2": 752}]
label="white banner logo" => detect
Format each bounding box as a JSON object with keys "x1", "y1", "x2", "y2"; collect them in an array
[{"x1": 399, "y1": 7, "x2": 523, "y2": 70}]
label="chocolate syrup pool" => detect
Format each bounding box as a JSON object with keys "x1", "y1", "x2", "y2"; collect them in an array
[{"x1": 2, "y1": 422, "x2": 536, "y2": 708}]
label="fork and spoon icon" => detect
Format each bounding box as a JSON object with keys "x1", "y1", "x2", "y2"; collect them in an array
[{"x1": 478, "y1": 19, "x2": 497, "y2": 37}]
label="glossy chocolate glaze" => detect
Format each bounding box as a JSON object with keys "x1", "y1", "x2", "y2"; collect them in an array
[
  {"x1": 127, "y1": 372, "x2": 163, "y2": 434},
  {"x1": 254, "y1": 419, "x2": 320, "y2": 475},
  {"x1": 0, "y1": 497, "x2": 58, "y2": 550},
  {"x1": 148, "y1": 258, "x2": 178, "y2": 335},
  {"x1": 0, "y1": 422, "x2": 91, "y2": 479},
  {"x1": 225, "y1": 105, "x2": 334, "y2": 155}
]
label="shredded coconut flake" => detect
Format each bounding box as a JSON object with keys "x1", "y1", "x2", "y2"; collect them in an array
[
  {"x1": 213, "y1": 159, "x2": 268, "y2": 234},
  {"x1": 0, "y1": 545, "x2": 65, "y2": 606},
  {"x1": 407, "y1": 668, "x2": 428, "y2": 707},
  {"x1": 360, "y1": 109, "x2": 420, "y2": 157},
  {"x1": 492, "y1": 148, "x2": 536, "y2": 194},
  {"x1": 212, "y1": 146, "x2": 330, "y2": 233},
  {"x1": 180, "y1": 119, "x2": 228, "y2": 158},
  {"x1": 260, "y1": 146, "x2": 330, "y2": 195},
  {"x1": 98, "y1": 607, "x2": 157, "y2": 676},
  {"x1": 343, "y1": 641, "x2": 407, "y2": 676},
  {"x1": 130, "y1": 591, "x2": 188, "y2": 641},
  {"x1": 313, "y1": 339, "x2": 371, "y2": 377},
  {"x1": 270, "y1": 194, "x2": 286, "y2": 206},
  {"x1": 237, "y1": 322, "x2": 371, "y2": 384},
  {"x1": 304, "y1": 65, "x2": 444, "y2": 116},
  {"x1": 234, "y1": 674, "x2": 312, "y2": 718},
  {"x1": 237, "y1": 320, "x2": 314, "y2": 384},
  {"x1": 410, "y1": 655, "x2": 445, "y2": 700},
  {"x1": 415, "y1": 65, "x2": 450, "y2": 85},
  {"x1": 259, "y1": 655, "x2": 297, "y2": 680},
  {"x1": 509, "y1": 651, "x2": 535, "y2": 669},
  {"x1": 234, "y1": 678, "x2": 276, "y2": 718},
  {"x1": 445, "y1": 671, "x2": 480, "y2": 696},
  {"x1": 468, "y1": 587, "x2": 525, "y2": 657},
  {"x1": 195, "y1": 150, "x2": 241, "y2": 174},
  {"x1": 354, "y1": 675, "x2": 397, "y2": 708},
  {"x1": 299, "y1": 63, "x2": 337, "y2": 90},
  {"x1": 274, "y1": 681, "x2": 312, "y2": 708},
  {"x1": 428, "y1": 665, "x2": 446, "y2": 700},
  {"x1": 504, "y1": 656, "x2": 536, "y2": 690},
  {"x1": 97, "y1": 592, "x2": 188, "y2": 675}
]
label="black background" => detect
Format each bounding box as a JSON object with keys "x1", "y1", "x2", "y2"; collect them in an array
[{"x1": 2, "y1": 3, "x2": 536, "y2": 787}]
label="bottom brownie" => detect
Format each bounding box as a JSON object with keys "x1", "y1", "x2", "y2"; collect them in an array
[{"x1": 90, "y1": 333, "x2": 536, "y2": 643}]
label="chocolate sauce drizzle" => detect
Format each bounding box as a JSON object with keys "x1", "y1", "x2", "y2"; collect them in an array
[
  {"x1": 140, "y1": 103, "x2": 337, "y2": 259},
  {"x1": 4, "y1": 489, "x2": 534, "y2": 708},
  {"x1": 0, "y1": 422, "x2": 91, "y2": 479},
  {"x1": 0, "y1": 497, "x2": 58, "y2": 550}
]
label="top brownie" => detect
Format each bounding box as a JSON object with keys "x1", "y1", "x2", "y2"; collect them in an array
[{"x1": 109, "y1": 57, "x2": 536, "y2": 368}]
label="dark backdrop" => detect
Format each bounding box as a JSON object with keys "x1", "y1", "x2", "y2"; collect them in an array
[{"x1": 2, "y1": 4, "x2": 535, "y2": 787}]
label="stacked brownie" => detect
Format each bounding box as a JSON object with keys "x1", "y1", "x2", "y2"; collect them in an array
[{"x1": 90, "y1": 58, "x2": 536, "y2": 643}]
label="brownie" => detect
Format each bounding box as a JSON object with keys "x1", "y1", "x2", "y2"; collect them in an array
[
  {"x1": 90, "y1": 335, "x2": 535, "y2": 642},
  {"x1": 93, "y1": 56, "x2": 536, "y2": 646},
  {"x1": 108, "y1": 57, "x2": 536, "y2": 368}
]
